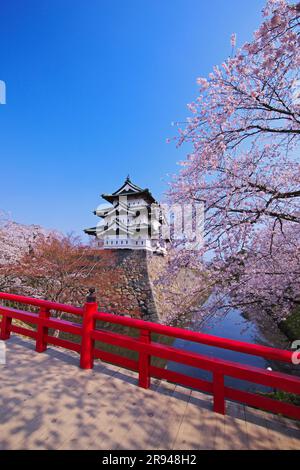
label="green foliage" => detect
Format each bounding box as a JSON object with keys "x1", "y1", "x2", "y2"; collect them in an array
[
  {"x1": 279, "y1": 306, "x2": 300, "y2": 342},
  {"x1": 262, "y1": 390, "x2": 300, "y2": 407}
]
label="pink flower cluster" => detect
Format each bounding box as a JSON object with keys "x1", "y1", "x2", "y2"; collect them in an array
[{"x1": 169, "y1": 0, "x2": 300, "y2": 321}]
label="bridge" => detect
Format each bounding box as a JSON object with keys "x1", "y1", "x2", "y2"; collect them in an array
[{"x1": 1, "y1": 290, "x2": 300, "y2": 450}]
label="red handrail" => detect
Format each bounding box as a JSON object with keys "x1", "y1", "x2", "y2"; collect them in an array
[
  {"x1": 94, "y1": 311, "x2": 293, "y2": 363},
  {"x1": 0, "y1": 291, "x2": 299, "y2": 420},
  {"x1": 0, "y1": 292, "x2": 83, "y2": 316}
]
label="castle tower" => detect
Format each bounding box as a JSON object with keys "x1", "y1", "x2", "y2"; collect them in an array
[{"x1": 84, "y1": 176, "x2": 168, "y2": 253}]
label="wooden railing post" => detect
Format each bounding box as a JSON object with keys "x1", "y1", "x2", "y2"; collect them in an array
[
  {"x1": 36, "y1": 306, "x2": 50, "y2": 353},
  {"x1": 213, "y1": 371, "x2": 225, "y2": 415},
  {"x1": 0, "y1": 313, "x2": 12, "y2": 340},
  {"x1": 138, "y1": 329, "x2": 151, "y2": 389},
  {"x1": 80, "y1": 288, "x2": 97, "y2": 370}
]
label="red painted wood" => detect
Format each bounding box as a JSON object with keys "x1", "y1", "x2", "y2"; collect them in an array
[
  {"x1": 43, "y1": 318, "x2": 82, "y2": 336},
  {"x1": 1, "y1": 291, "x2": 294, "y2": 361},
  {"x1": 0, "y1": 313, "x2": 12, "y2": 340},
  {"x1": 36, "y1": 307, "x2": 50, "y2": 353},
  {"x1": 94, "y1": 348, "x2": 214, "y2": 395},
  {"x1": 1, "y1": 291, "x2": 300, "y2": 420},
  {"x1": 94, "y1": 347, "x2": 139, "y2": 371},
  {"x1": 92, "y1": 328, "x2": 140, "y2": 349},
  {"x1": 150, "y1": 366, "x2": 213, "y2": 393},
  {"x1": 10, "y1": 324, "x2": 37, "y2": 340},
  {"x1": 225, "y1": 387, "x2": 300, "y2": 421},
  {"x1": 92, "y1": 328, "x2": 300, "y2": 395},
  {"x1": 214, "y1": 361, "x2": 300, "y2": 395},
  {"x1": 145, "y1": 343, "x2": 300, "y2": 395},
  {"x1": 139, "y1": 330, "x2": 151, "y2": 389},
  {"x1": 0, "y1": 306, "x2": 39, "y2": 325},
  {"x1": 93, "y1": 311, "x2": 293, "y2": 363},
  {"x1": 80, "y1": 301, "x2": 97, "y2": 369},
  {"x1": 213, "y1": 371, "x2": 225, "y2": 414},
  {"x1": 45, "y1": 335, "x2": 81, "y2": 353},
  {"x1": 0, "y1": 292, "x2": 83, "y2": 316}
]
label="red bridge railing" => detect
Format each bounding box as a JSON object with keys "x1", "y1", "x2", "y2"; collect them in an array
[{"x1": 0, "y1": 290, "x2": 300, "y2": 420}]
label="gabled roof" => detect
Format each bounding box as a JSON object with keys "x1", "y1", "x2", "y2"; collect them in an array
[
  {"x1": 85, "y1": 217, "x2": 149, "y2": 238},
  {"x1": 101, "y1": 176, "x2": 156, "y2": 204},
  {"x1": 112, "y1": 175, "x2": 143, "y2": 195},
  {"x1": 94, "y1": 199, "x2": 145, "y2": 218}
]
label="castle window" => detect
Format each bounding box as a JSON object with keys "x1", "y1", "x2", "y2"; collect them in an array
[{"x1": 136, "y1": 241, "x2": 138, "y2": 245}]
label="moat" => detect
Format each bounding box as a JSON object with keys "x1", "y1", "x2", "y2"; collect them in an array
[{"x1": 168, "y1": 304, "x2": 297, "y2": 393}]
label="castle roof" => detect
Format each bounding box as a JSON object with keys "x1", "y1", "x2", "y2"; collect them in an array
[
  {"x1": 101, "y1": 176, "x2": 156, "y2": 204},
  {"x1": 94, "y1": 199, "x2": 149, "y2": 219},
  {"x1": 84, "y1": 218, "x2": 150, "y2": 238}
]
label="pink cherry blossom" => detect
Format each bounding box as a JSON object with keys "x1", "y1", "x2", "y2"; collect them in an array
[
  {"x1": 168, "y1": 0, "x2": 300, "y2": 322},
  {"x1": 231, "y1": 33, "x2": 237, "y2": 48}
]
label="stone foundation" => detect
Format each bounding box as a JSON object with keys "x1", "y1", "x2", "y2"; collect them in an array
[
  {"x1": 93, "y1": 249, "x2": 159, "y2": 322},
  {"x1": 92, "y1": 249, "x2": 206, "y2": 324}
]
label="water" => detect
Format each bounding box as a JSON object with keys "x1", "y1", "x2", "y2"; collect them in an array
[{"x1": 168, "y1": 305, "x2": 297, "y2": 393}]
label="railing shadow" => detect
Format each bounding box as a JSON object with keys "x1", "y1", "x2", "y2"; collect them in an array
[{"x1": 1, "y1": 335, "x2": 299, "y2": 451}]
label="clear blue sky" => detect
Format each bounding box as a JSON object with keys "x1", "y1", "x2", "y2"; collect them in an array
[{"x1": 0, "y1": 0, "x2": 265, "y2": 236}]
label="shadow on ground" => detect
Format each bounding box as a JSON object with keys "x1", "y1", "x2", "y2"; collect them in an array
[{"x1": 0, "y1": 335, "x2": 299, "y2": 450}]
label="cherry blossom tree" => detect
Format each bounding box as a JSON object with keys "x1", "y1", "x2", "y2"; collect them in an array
[
  {"x1": 0, "y1": 212, "x2": 53, "y2": 265},
  {"x1": 13, "y1": 234, "x2": 101, "y2": 304},
  {"x1": 168, "y1": 0, "x2": 300, "y2": 322},
  {"x1": 0, "y1": 214, "x2": 54, "y2": 293}
]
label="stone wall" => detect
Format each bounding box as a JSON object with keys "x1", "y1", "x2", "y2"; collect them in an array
[
  {"x1": 92, "y1": 249, "x2": 206, "y2": 325},
  {"x1": 93, "y1": 249, "x2": 159, "y2": 322}
]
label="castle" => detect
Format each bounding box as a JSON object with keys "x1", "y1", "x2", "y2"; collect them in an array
[
  {"x1": 84, "y1": 176, "x2": 168, "y2": 254},
  {"x1": 83, "y1": 177, "x2": 201, "y2": 322}
]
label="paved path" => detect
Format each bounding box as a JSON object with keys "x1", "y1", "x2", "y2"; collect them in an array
[{"x1": 1, "y1": 335, "x2": 300, "y2": 450}]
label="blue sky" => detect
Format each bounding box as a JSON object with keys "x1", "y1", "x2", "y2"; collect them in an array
[{"x1": 0, "y1": 0, "x2": 265, "y2": 236}]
